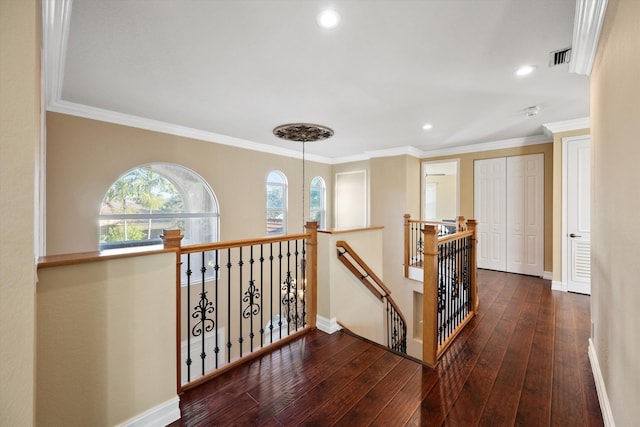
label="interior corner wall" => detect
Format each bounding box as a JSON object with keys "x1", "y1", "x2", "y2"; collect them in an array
[
  {"x1": 370, "y1": 155, "x2": 422, "y2": 358},
  {"x1": 44, "y1": 112, "x2": 332, "y2": 255},
  {"x1": 551, "y1": 128, "x2": 590, "y2": 282},
  {"x1": 0, "y1": 1, "x2": 39, "y2": 425},
  {"x1": 590, "y1": 0, "x2": 640, "y2": 425}
]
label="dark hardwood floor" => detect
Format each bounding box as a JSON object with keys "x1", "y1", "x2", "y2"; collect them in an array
[{"x1": 169, "y1": 270, "x2": 603, "y2": 426}]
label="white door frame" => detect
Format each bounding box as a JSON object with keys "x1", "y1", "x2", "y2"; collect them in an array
[{"x1": 560, "y1": 135, "x2": 591, "y2": 292}]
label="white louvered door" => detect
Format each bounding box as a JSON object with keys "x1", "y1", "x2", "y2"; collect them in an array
[{"x1": 567, "y1": 137, "x2": 591, "y2": 294}]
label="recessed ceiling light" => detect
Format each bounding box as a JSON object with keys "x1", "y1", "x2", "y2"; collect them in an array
[
  {"x1": 317, "y1": 10, "x2": 340, "y2": 28},
  {"x1": 524, "y1": 106, "x2": 540, "y2": 116},
  {"x1": 515, "y1": 65, "x2": 537, "y2": 76},
  {"x1": 422, "y1": 123, "x2": 433, "y2": 130}
]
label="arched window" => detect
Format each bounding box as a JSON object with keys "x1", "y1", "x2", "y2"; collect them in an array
[
  {"x1": 99, "y1": 163, "x2": 219, "y2": 249},
  {"x1": 266, "y1": 170, "x2": 287, "y2": 235},
  {"x1": 310, "y1": 176, "x2": 326, "y2": 229}
]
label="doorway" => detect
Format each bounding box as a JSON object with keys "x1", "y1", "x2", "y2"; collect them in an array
[
  {"x1": 421, "y1": 160, "x2": 459, "y2": 221},
  {"x1": 562, "y1": 135, "x2": 591, "y2": 294},
  {"x1": 474, "y1": 154, "x2": 544, "y2": 276}
]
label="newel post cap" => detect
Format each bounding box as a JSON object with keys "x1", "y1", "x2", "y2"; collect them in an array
[{"x1": 160, "y1": 228, "x2": 184, "y2": 249}]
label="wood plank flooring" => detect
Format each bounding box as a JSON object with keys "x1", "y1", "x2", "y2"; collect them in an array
[{"x1": 170, "y1": 269, "x2": 603, "y2": 426}]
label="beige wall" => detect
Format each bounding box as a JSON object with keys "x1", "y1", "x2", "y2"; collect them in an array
[
  {"x1": 422, "y1": 143, "x2": 554, "y2": 272},
  {"x1": 36, "y1": 253, "x2": 176, "y2": 426},
  {"x1": 370, "y1": 155, "x2": 422, "y2": 358},
  {"x1": 317, "y1": 228, "x2": 385, "y2": 343},
  {"x1": 0, "y1": 1, "x2": 39, "y2": 425},
  {"x1": 591, "y1": 0, "x2": 640, "y2": 424},
  {"x1": 45, "y1": 112, "x2": 332, "y2": 255}
]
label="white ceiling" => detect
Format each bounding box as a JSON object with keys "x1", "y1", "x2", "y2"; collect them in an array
[{"x1": 46, "y1": 0, "x2": 590, "y2": 162}]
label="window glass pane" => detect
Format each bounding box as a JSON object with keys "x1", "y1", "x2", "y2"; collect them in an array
[
  {"x1": 99, "y1": 164, "x2": 219, "y2": 250},
  {"x1": 310, "y1": 188, "x2": 321, "y2": 209},
  {"x1": 266, "y1": 184, "x2": 284, "y2": 208},
  {"x1": 267, "y1": 171, "x2": 284, "y2": 184},
  {"x1": 266, "y1": 171, "x2": 287, "y2": 235}
]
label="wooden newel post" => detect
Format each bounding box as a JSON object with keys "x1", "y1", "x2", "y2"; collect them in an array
[
  {"x1": 422, "y1": 224, "x2": 439, "y2": 367},
  {"x1": 160, "y1": 228, "x2": 184, "y2": 394},
  {"x1": 404, "y1": 214, "x2": 411, "y2": 278},
  {"x1": 456, "y1": 215, "x2": 467, "y2": 232},
  {"x1": 161, "y1": 228, "x2": 184, "y2": 250},
  {"x1": 305, "y1": 221, "x2": 318, "y2": 329},
  {"x1": 466, "y1": 219, "x2": 479, "y2": 313}
]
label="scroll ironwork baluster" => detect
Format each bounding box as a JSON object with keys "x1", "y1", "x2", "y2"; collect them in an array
[{"x1": 226, "y1": 248, "x2": 232, "y2": 363}]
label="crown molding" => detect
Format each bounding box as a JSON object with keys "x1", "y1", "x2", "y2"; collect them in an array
[
  {"x1": 42, "y1": 0, "x2": 73, "y2": 107},
  {"x1": 365, "y1": 146, "x2": 424, "y2": 159},
  {"x1": 543, "y1": 117, "x2": 591, "y2": 135},
  {"x1": 569, "y1": 0, "x2": 609, "y2": 75},
  {"x1": 48, "y1": 100, "x2": 334, "y2": 164},
  {"x1": 419, "y1": 134, "x2": 551, "y2": 158}
]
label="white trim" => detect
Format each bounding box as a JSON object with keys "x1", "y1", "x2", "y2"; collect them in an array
[
  {"x1": 408, "y1": 266, "x2": 423, "y2": 282},
  {"x1": 589, "y1": 339, "x2": 616, "y2": 427},
  {"x1": 569, "y1": 0, "x2": 609, "y2": 76},
  {"x1": 365, "y1": 146, "x2": 424, "y2": 159},
  {"x1": 543, "y1": 117, "x2": 591, "y2": 135},
  {"x1": 419, "y1": 135, "x2": 550, "y2": 159},
  {"x1": 116, "y1": 396, "x2": 180, "y2": 427},
  {"x1": 543, "y1": 271, "x2": 553, "y2": 280},
  {"x1": 551, "y1": 280, "x2": 566, "y2": 292},
  {"x1": 316, "y1": 315, "x2": 341, "y2": 334},
  {"x1": 42, "y1": 0, "x2": 73, "y2": 108}
]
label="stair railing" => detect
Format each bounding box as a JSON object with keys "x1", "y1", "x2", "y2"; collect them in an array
[
  {"x1": 421, "y1": 218, "x2": 478, "y2": 366},
  {"x1": 162, "y1": 222, "x2": 318, "y2": 393},
  {"x1": 336, "y1": 241, "x2": 407, "y2": 354},
  {"x1": 403, "y1": 213, "x2": 463, "y2": 278}
]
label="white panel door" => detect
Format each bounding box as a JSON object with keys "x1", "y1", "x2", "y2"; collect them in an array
[
  {"x1": 566, "y1": 137, "x2": 591, "y2": 294},
  {"x1": 474, "y1": 158, "x2": 507, "y2": 271},
  {"x1": 506, "y1": 154, "x2": 544, "y2": 276}
]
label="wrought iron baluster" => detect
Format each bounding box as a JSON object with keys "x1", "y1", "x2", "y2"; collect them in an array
[
  {"x1": 294, "y1": 240, "x2": 299, "y2": 330},
  {"x1": 278, "y1": 241, "x2": 283, "y2": 340},
  {"x1": 238, "y1": 247, "x2": 244, "y2": 357},
  {"x1": 214, "y1": 250, "x2": 220, "y2": 369},
  {"x1": 259, "y1": 244, "x2": 265, "y2": 347},
  {"x1": 226, "y1": 248, "x2": 232, "y2": 363},
  {"x1": 270, "y1": 243, "x2": 274, "y2": 344},
  {"x1": 186, "y1": 254, "x2": 192, "y2": 382},
  {"x1": 242, "y1": 246, "x2": 261, "y2": 353},
  {"x1": 301, "y1": 238, "x2": 307, "y2": 327}
]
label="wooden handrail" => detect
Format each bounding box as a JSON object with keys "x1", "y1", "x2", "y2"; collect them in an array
[
  {"x1": 336, "y1": 240, "x2": 391, "y2": 297},
  {"x1": 178, "y1": 231, "x2": 312, "y2": 254}
]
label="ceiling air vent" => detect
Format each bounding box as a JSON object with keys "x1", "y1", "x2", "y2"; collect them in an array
[{"x1": 549, "y1": 48, "x2": 572, "y2": 67}]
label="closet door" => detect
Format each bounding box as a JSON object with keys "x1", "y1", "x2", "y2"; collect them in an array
[
  {"x1": 474, "y1": 158, "x2": 507, "y2": 271},
  {"x1": 506, "y1": 154, "x2": 544, "y2": 276}
]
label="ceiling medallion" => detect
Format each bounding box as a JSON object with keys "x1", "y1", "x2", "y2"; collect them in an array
[{"x1": 273, "y1": 123, "x2": 334, "y2": 142}]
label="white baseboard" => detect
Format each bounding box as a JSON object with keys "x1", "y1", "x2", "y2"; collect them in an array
[
  {"x1": 589, "y1": 339, "x2": 616, "y2": 427},
  {"x1": 316, "y1": 315, "x2": 341, "y2": 334},
  {"x1": 116, "y1": 396, "x2": 180, "y2": 427},
  {"x1": 543, "y1": 271, "x2": 553, "y2": 280},
  {"x1": 551, "y1": 280, "x2": 566, "y2": 292}
]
